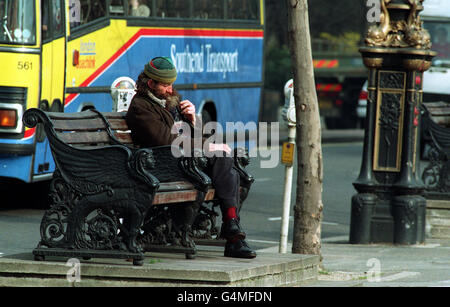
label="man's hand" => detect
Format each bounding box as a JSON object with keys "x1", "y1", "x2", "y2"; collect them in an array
[
  {"x1": 208, "y1": 143, "x2": 231, "y2": 155},
  {"x1": 180, "y1": 99, "x2": 196, "y2": 126}
]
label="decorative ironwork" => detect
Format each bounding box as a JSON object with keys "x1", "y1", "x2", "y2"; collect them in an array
[
  {"x1": 374, "y1": 88, "x2": 404, "y2": 171},
  {"x1": 191, "y1": 203, "x2": 221, "y2": 239},
  {"x1": 379, "y1": 93, "x2": 402, "y2": 131},
  {"x1": 421, "y1": 147, "x2": 450, "y2": 193},
  {"x1": 366, "y1": 0, "x2": 431, "y2": 49},
  {"x1": 420, "y1": 106, "x2": 450, "y2": 198},
  {"x1": 138, "y1": 148, "x2": 255, "y2": 245},
  {"x1": 138, "y1": 203, "x2": 202, "y2": 250},
  {"x1": 379, "y1": 71, "x2": 405, "y2": 89},
  {"x1": 24, "y1": 108, "x2": 160, "y2": 265}
]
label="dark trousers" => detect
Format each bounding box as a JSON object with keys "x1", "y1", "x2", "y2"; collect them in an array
[{"x1": 205, "y1": 157, "x2": 240, "y2": 216}]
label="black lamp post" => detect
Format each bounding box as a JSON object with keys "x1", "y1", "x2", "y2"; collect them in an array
[{"x1": 350, "y1": 0, "x2": 436, "y2": 244}]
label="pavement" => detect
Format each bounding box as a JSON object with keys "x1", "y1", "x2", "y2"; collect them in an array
[
  {"x1": 277, "y1": 237, "x2": 450, "y2": 287},
  {"x1": 0, "y1": 234, "x2": 449, "y2": 287},
  {"x1": 0, "y1": 245, "x2": 320, "y2": 287}
]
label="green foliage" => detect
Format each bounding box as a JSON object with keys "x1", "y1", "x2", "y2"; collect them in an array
[
  {"x1": 318, "y1": 32, "x2": 361, "y2": 53},
  {"x1": 264, "y1": 38, "x2": 292, "y2": 91}
]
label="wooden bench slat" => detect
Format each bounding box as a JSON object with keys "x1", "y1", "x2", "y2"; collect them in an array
[
  {"x1": 423, "y1": 101, "x2": 449, "y2": 107},
  {"x1": 47, "y1": 111, "x2": 99, "y2": 120},
  {"x1": 70, "y1": 144, "x2": 112, "y2": 149},
  {"x1": 52, "y1": 117, "x2": 107, "y2": 131},
  {"x1": 48, "y1": 112, "x2": 129, "y2": 130},
  {"x1": 57, "y1": 131, "x2": 111, "y2": 144},
  {"x1": 108, "y1": 118, "x2": 129, "y2": 130},
  {"x1": 428, "y1": 109, "x2": 450, "y2": 116},
  {"x1": 424, "y1": 102, "x2": 450, "y2": 127},
  {"x1": 158, "y1": 181, "x2": 195, "y2": 192},
  {"x1": 153, "y1": 188, "x2": 215, "y2": 205},
  {"x1": 114, "y1": 132, "x2": 133, "y2": 144},
  {"x1": 434, "y1": 118, "x2": 450, "y2": 127},
  {"x1": 47, "y1": 111, "x2": 126, "y2": 120},
  {"x1": 103, "y1": 112, "x2": 127, "y2": 119}
]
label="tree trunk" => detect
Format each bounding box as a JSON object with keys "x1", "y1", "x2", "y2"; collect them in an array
[{"x1": 286, "y1": 0, "x2": 323, "y2": 258}]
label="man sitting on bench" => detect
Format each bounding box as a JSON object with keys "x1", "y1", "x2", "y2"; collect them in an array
[{"x1": 125, "y1": 56, "x2": 256, "y2": 259}]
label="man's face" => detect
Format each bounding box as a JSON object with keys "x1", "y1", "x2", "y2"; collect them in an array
[{"x1": 148, "y1": 80, "x2": 173, "y2": 99}]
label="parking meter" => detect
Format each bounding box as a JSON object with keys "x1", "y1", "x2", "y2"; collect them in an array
[
  {"x1": 281, "y1": 79, "x2": 296, "y2": 127},
  {"x1": 279, "y1": 79, "x2": 296, "y2": 253},
  {"x1": 110, "y1": 77, "x2": 136, "y2": 112}
]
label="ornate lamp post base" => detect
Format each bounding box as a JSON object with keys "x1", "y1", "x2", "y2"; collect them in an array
[{"x1": 350, "y1": 0, "x2": 436, "y2": 244}]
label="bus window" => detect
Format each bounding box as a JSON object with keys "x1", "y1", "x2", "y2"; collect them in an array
[
  {"x1": 69, "y1": 0, "x2": 80, "y2": 28},
  {"x1": 0, "y1": 0, "x2": 36, "y2": 44},
  {"x1": 227, "y1": 0, "x2": 259, "y2": 20},
  {"x1": 52, "y1": 0, "x2": 64, "y2": 37},
  {"x1": 110, "y1": 0, "x2": 125, "y2": 16},
  {"x1": 43, "y1": 0, "x2": 64, "y2": 40},
  {"x1": 193, "y1": 0, "x2": 224, "y2": 20},
  {"x1": 155, "y1": 0, "x2": 189, "y2": 18},
  {"x1": 70, "y1": 0, "x2": 106, "y2": 30},
  {"x1": 128, "y1": 0, "x2": 150, "y2": 17},
  {"x1": 42, "y1": 0, "x2": 50, "y2": 40}
]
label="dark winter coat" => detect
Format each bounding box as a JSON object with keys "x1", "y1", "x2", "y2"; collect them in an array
[{"x1": 125, "y1": 93, "x2": 201, "y2": 149}]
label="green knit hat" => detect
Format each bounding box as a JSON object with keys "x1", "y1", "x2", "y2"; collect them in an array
[{"x1": 144, "y1": 57, "x2": 177, "y2": 84}]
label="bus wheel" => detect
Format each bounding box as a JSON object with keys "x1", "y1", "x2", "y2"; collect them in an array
[
  {"x1": 201, "y1": 109, "x2": 212, "y2": 126},
  {"x1": 201, "y1": 109, "x2": 214, "y2": 137}
]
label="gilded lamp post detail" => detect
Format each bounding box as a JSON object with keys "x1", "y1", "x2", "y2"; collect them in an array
[
  {"x1": 350, "y1": 0, "x2": 436, "y2": 244},
  {"x1": 365, "y1": 0, "x2": 431, "y2": 49}
]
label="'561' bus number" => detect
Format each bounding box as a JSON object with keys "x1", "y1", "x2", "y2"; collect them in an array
[{"x1": 17, "y1": 61, "x2": 33, "y2": 70}]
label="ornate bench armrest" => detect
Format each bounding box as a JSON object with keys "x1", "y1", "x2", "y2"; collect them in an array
[
  {"x1": 145, "y1": 145, "x2": 212, "y2": 192},
  {"x1": 233, "y1": 147, "x2": 255, "y2": 188}
]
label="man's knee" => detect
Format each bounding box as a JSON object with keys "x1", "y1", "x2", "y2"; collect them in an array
[{"x1": 210, "y1": 156, "x2": 234, "y2": 170}]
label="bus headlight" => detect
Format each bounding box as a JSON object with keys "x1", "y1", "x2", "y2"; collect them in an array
[
  {"x1": 0, "y1": 109, "x2": 17, "y2": 128},
  {"x1": 0, "y1": 103, "x2": 23, "y2": 133}
]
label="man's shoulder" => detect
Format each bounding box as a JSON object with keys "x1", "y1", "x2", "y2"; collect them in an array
[
  {"x1": 127, "y1": 94, "x2": 168, "y2": 123},
  {"x1": 130, "y1": 94, "x2": 157, "y2": 110}
]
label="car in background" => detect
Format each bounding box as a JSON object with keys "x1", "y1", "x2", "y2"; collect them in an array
[{"x1": 356, "y1": 80, "x2": 368, "y2": 127}]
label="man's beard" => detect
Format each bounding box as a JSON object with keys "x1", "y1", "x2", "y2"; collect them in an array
[
  {"x1": 152, "y1": 89, "x2": 181, "y2": 110},
  {"x1": 165, "y1": 94, "x2": 180, "y2": 110}
]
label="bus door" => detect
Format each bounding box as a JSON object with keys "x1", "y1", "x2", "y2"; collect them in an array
[{"x1": 34, "y1": 0, "x2": 66, "y2": 180}]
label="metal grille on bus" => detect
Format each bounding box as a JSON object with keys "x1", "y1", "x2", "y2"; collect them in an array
[{"x1": 0, "y1": 86, "x2": 27, "y2": 105}]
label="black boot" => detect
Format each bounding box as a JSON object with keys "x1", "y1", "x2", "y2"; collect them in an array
[
  {"x1": 224, "y1": 239, "x2": 256, "y2": 259},
  {"x1": 220, "y1": 218, "x2": 246, "y2": 241}
]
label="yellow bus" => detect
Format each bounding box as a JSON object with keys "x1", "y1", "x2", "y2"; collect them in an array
[{"x1": 0, "y1": 0, "x2": 264, "y2": 184}]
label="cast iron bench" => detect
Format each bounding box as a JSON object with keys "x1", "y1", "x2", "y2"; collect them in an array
[
  {"x1": 23, "y1": 108, "x2": 254, "y2": 265},
  {"x1": 420, "y1": 101, "x2": 450, "y2": 200}
]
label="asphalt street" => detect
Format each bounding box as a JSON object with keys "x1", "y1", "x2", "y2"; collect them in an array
[{"x1": 240, "y1": 141, "x2": 362, "y2": 251}]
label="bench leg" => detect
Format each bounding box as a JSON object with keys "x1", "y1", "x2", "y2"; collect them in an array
[
  {"x1": 185, "y1": 252, "x2": 196, "y2": 260},
  {"x1": 133, "y1": 258, "x2": 144, "y2": 266}
]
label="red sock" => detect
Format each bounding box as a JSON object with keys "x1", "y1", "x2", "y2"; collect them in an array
[
  {"x1": 224, "y1": 206, "x2": 237, "y2": 222},
  {"x1": 227, "y1": 236, "x2": 240, "y2": 243}
]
